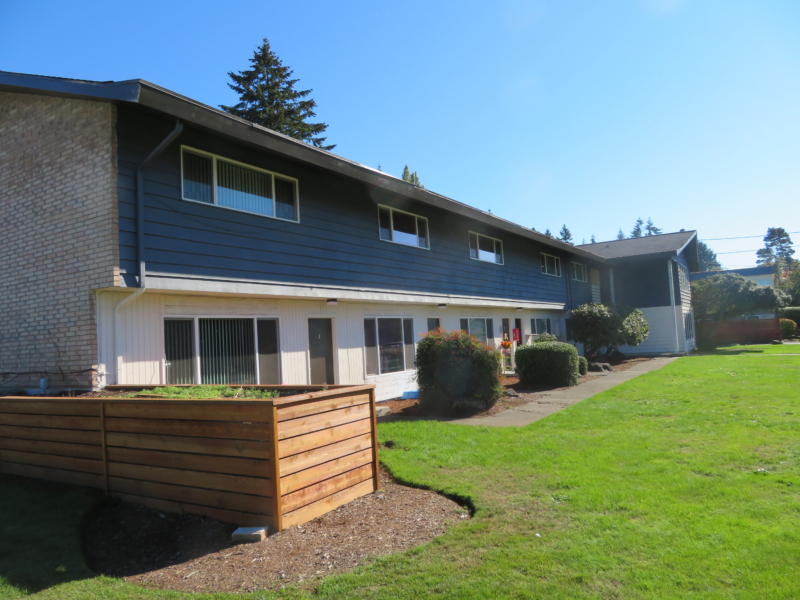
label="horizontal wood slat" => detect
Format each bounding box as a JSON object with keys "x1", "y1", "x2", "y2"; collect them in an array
[
  {"x1": 281, "y1": 464, "x2": 373, "y2": 513},
  {"x1": 276, "y1": 393, "x2": 371, "y2": 422},
  {"x1": 0, "y1": 414, "x2": 99, "y2": 431},
  {"x1": 0, "y1": 437, "x2": 103, "y2": 460},
  {"x1": 105, "y1": 432, "x2": 269, "y2": 459},
  {"x1": 104, "y1": 418, "x2": 270, "y2": 441},
  {"x1": 0, "y1": 401, "x2": 100, "y2": 417},
  {"x1": 281, "y1": 449, "x2": 373, "y2": 496},
  {"x1": 106, "y1": 446, "x2": 269, "y2": 477},
  {"x1": 278, "y1": 418, "x2": 372, "y2": 458},
  {"x1": 278, "y1": 403, "x2": 371, "y2": 440},
  {"x1": 108, "y1": 462, "x2": 272, "y2": 496},
  {"x1": 0, "y1": 450, "x2": 104, "y2": 475},
  {"x1": 113, "y1": 492, "x2": 271, "y2": 529},
  {"x1": 0, "y1": 425, "x2": 102, "y2": 446},
  {"x1": 109, "y1": 477, "x2": 272, "y2": 516},
  {"x1": 0, "y1": 461, "x2": 104, "y2": 489},
  {"x1": 105, "y1": 403, "x2": 272, "y2": 423},
  {"x1": 282, "y1": 479, "x2": 375, "y2": 529},
  {"x1": 279, "y1": 432, "x2": 373, "y2": 477}
]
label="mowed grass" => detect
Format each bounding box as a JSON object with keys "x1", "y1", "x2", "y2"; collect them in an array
[
  {"x1": 716, "y1": 343, "x2": 800, "y2": 354},
  {"x1": 1, "y1": 355, "x2": 798, "y2": 599}
]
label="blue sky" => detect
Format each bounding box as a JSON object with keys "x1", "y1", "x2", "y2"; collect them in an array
[{"x1": 2, "y1": 0, "x2": 799, "y2": 267}]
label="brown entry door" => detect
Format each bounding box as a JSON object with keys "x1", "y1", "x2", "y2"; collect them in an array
[{"x1": 308, "y1": 318, "x2": 335, "y2": 384}]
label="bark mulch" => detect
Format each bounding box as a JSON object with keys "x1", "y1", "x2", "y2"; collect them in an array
[
  {"x1": 82, "y1": 471, "x2": 468, "y2": 594},
  {"x1": 383, "y1": 357, "x2": 653, "y2": 420}
]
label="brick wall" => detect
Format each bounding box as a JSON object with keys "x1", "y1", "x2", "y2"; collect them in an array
[{"x1": 0, "y1": 91, "x2": 118, "y2": 389}]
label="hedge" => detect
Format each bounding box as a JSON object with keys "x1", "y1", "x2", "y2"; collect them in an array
[
  {"x1": 578, "y1": 356, "x2": 588, "y2": 376},
  {"x1": 780, "y1": 318, "x2": 797, "y2": 340},
  {"x1": 415, "y1": 329, "x2": 503, "y2": 414},
  {"x1": 778, "y1": 307, "x2": 800, "y2": 325},
  {"x1": 515, "y1": 342, "x2": 579, "y2": 388}
]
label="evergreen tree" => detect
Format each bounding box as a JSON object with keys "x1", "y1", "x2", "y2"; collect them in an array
[
  {"x1": 544, "y1": 229, "x2": 552, "y2": 237},
  {"x1": 645, "y1": 217, "x2": 663, "y2": 236},
  {"x1": 590, "y1": 234, "x2": 596, "y2": 244},
  {"x1": 559, "y1": 225, "x2": 574, "y2": 244},
  {"x1": 630, "y1": 218, "x2": 644, "y2": 238},
  {"x1": 697, "y1": 241, "x2": 721, "y2": 271},
  {"x1": 582, "y1": 238, "x2": 586, "y2": 245},
  {"x1": 756, "y1": 227, "x2": 795, "y2": 266},
  {"x1": 401, "y1": 165, "x2": 424, "y2": 188},
  {"x1": 617, "y1": 229, "x2": 625, "y2": 240},
  {"x1": 221, "y1": 38, "x2": 334, "y2": 150}
]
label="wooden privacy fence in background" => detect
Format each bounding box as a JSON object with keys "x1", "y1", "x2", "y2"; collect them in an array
[
  {"x1": 0, "y1": 385, "x2": 378, "y2": 531},
  {"x1": 696, "y1": 318, "x2": 782, "y2": 346}
]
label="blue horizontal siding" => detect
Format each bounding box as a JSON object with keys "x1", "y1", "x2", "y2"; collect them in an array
[{"x1": 117, "y1": 107, "x2": 586, "y2": 304}]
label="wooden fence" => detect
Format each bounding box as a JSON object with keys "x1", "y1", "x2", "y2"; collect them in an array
[
  {"x1": 0, "y1": 385, "x2": 378, "y2": 532},
  {"x1": 696, "y1": 318, "x2": 782, "y2": 345}
]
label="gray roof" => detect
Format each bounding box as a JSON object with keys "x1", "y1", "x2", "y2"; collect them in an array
[
  {"x1": 576, "y1": 230, "x2": 697, "y2": 260},
  {"x1": 0, "y1": 71, "x2": 606, "y2": 263}
]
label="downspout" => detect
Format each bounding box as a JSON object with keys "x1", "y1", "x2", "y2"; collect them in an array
[
  {"x1": 113, "y1": 120, "x2": 183, "y2": 384},
  {"x1": 668, "y1": 258, "x2": 681, "y2": 354}
]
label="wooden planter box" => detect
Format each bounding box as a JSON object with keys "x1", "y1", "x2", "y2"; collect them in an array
[{"x1": 0, "y1": 384, "x2": 378, "y2": 532}]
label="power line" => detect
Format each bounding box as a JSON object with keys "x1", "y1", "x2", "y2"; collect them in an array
[
  {"x1": 702, "y1": 231, "x2": 800, "y2": 241},
  {"x1": 717, "y1": 249, "x2": 761, "y2": 254}
]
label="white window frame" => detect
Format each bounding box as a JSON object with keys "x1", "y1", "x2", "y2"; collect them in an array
[
  {"x1": 377, "y1": 205, "x2": 430, "y2": 250},
  {"x1": 460, "y1": 317, "x2": 495, "y2": 346},
  {"x1": 572, "y1": 262, "x2": 587, "y2": 282},
  {"x1": 162, "y1": 315, "x2": 282, "y2": 385},
  {"x1": 541, "y1": 253, "x2": 562, "y2": 277},
  {"x1": 363, "y1": 316, "x2": 416, "y2": 377},
  {"x1": 532, "y1": 317, "x2": 552, "y2": 336},
  {"x1": 180, "y1": 146, "x2": 300, "y2": 223},
  {"x1": 469, "y1": 232, "x2": 504, "y2": 265}
]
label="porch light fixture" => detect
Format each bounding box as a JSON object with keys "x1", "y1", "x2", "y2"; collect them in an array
[
  {"x1": 438, "y1": 303, "x2": 447, "y2": 309},
  {"x1": 516, "y1": 307, "x2": 523, "y2": 311},
  {"x1": 326, "y1": 299, "x2": 338, "y2": 306}
]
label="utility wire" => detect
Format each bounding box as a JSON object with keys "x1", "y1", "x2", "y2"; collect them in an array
[{"x1": 702, "y1": 231, "x2": 800, "y2": 241}]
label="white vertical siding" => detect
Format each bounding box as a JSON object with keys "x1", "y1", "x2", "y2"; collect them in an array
[
  {"x1": 618, "y1": 305, "x2": 685, "y2": 355},
  {"x1": 96, "y1": 291, "x2": 563, "y2": 401}
]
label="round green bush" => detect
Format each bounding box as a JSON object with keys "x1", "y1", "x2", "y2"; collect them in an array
[
  {"x1": 577, "y1": 356, "x2": 588, "y2": 376},
  {"x1": 415, "y1": 329, "x2": 503, "y2": 414},
  {"x1": 780, "y1": 318, "x2": 797, "y2": 339},
  {"x1": 532, "y1": 332, "x2": 558, "y2": 343},
  {"x1": 515, "y1": 342, "x2": 579, "y2": 388}
]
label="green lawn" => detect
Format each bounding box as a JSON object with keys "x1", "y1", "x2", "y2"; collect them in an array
[
  {"x1": 716, "y1": 343, "x2": 800, "y2": 354},
  {"x1": 1, "y1": 355, "x2": 798, "y2": 599}
]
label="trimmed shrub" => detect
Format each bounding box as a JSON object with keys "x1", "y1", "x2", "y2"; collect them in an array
[
  {"x1": 415, "y1": 329, "x2": 503, "y2": 414},
  {"x1": 780, "y1": 318, "x2": 797, "y2": 339},
  {"x1": 578, "y1": 356, "x2": 588, "y2": 376},
  {"x1": 515, "y1": 342, "x2": 579, "y2": 388},
  {"x1": 779, "y1": 307, "x2": 800, "y2": 325},
  {"x1": 532, "y1": 332, "x2": 559, "y2": 344}
]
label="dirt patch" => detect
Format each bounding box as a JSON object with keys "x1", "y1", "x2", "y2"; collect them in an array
[
  {"x1": 383, "y1": 357, "x2": 653, "y2": 419},
  {"x1": 82, "y1": 471, "x2": 467, "y2": 594}
]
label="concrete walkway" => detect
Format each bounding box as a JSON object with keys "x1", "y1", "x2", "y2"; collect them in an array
[{"x1": 451, "y1": 357, "x2": 680, "y2": 427}]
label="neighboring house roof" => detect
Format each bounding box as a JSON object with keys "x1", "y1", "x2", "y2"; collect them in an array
[
  {"x1": 576, "y1": 230, "x2": 697, "y2": 262},
  {"x1": 689, "y1": 266, "x2": 773, "y2": 282},
  {"x1": 0, "y1": 70, "x2": 607, "y2": 263}
]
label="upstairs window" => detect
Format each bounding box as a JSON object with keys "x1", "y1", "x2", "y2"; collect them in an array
[
  {"x1": 181, "y1": 147, "x2": 299, "y2": 222},
  {"x1": 469, "y1": 232, "x2": 503, "y2": 265},
  {"x1": 541, "y1": 253, "x2": 561, "y2": 277},
  {"x1": 378, "y1": 206, "x2": 429, "y2": 249},
  {"x1": 572, "y1": 262, "x2": 587, "y2": 282}
]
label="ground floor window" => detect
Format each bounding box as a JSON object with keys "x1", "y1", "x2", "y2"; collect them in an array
[
  {"x1": 532, "y1": 318, "x2": 552, "y2": 335},
  {"x1": 164, "y1": 317, "x2": 280, "y2": 385},
  {"x1": 364, "y1": 317, "x2": 415, "y2": 375},
  {"x1": 427, "y1": 317, "x2": 440, "y2": 332},
  {"x1": 460, "y1": 318, "x2": 494, "y2": 346},
  {"x1": 684, "y1": 312, "x2": 695, "y2": 341}
]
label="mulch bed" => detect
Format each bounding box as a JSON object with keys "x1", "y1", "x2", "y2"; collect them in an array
[
  {"x1": 82, "y1": 471, "x2": 468, "y2": 594},
  {"x1": 383, "y1": 357, "x2": 653, "y2": 419}
]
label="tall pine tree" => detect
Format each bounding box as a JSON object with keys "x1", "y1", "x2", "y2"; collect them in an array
[
  {"x1": 756, "y1": 227, "x2": 795, "y2": 266},
  {"x1": 697, "y1": 241, "x2": 721, "y2": 271},
  {"x1": 645, "y1": 218, "x2": 662, "y2": 236},
  {"x1": 401, "y1": 165, "x2": 424, "y2": 188},
  {"x1": 559, "y1": 225, "x2": 574, "y2": 244},
  {"x1": 617, "y1": 229, "x2": 625, "y2": 240},
  {"x1": 221, "y1": 38, "x2": 334, "y2": 150},
  {"x1": 630, "y1": 218, "x2": 645, "y2": 238}
]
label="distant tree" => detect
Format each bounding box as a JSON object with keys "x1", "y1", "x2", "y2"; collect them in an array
[
  {"x1": 581, "y1": 238, "x2": 586, "y2": 245},
  {"x1": 590, "y1": 234, "x2": 596, "y2": 244},
  {"x1": 697, "y1": 241, "x2": 722, "y2": 271},
  {"x1": 544, "y1": 229, "x2": 552, "y2": 237},
  {"x1": 692, "y1": 273, "x2": 788, "y2": 321},
  {"x1": 558, "y1": 225, "x2": 574, "y2": 244},
  {"x1": 616, "y1": 229, "x2": 625, "y2": 240},
  {"x1": 401, "y1": 165, "x2": 424, "y2": 188},
  {"x1": 779, "y1": 261, "x2": 800, "y2": 305},
  {"x1": 645, "y1": 218, "x2": 663, "y2": 236},
  {"x1": 630, "y1": 218, "x2": 645, "y2": 238},
  {"x1": 756, "y1": 227, "x2": 795, "y2": 266},
  {"x1": 221, "y1": 38, "x2": 334, "y2": 150}
]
